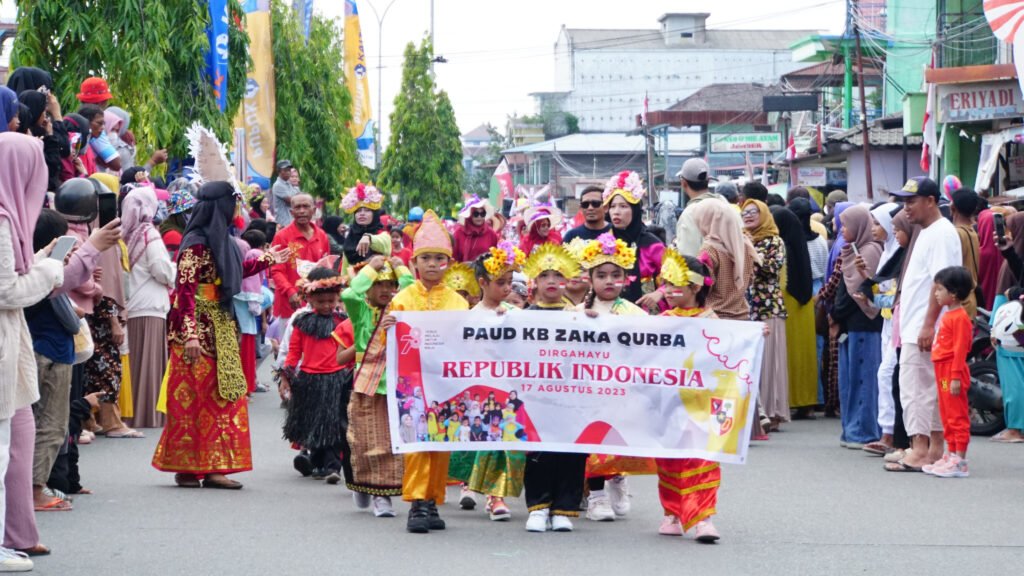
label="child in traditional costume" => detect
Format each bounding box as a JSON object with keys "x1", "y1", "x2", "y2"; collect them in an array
[
  {"x1": 344, "y1": 254, "x2": 413, "y2": 517},
  {"x1": 655, "y1": 249, "x2": 721, "y2": 543},
  {"x1": 443, "y1": 261, "x2": 481, "y2": 307},
  {"x1": 281, "y1": 267, "x2": 349, "y2": 484},
  {"x1": 576, "y1": 232, "x2": 653, "y2": 522},
  {"x1": 521, "y1": 243, "x2": 588, "y2": 533},
  {"x1": 387, "y1": 211, "x2": 470, "y2": 534},
  {"x1": 462, "y1": 242, "x2": 528, "y2": 521}
]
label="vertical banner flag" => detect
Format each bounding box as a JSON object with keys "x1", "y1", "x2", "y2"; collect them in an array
[
  {"x1": 205, "y1": 0, "x2": 230, "y2": 111},
  {"x1": 345, "y1": 0, "x2": 375, "y2": 168},
  {"x1": 386, "y1": 311, "x2": 764, "y2": 463},
  {"x1": 293, "y1": 0, "x2": 314, "y2": 39},
  {"x1": 489, "y1": 158, "x2": 513, "y2": 207},
  {"x1": 233, "y1": 0, "x2": 277, "y2": 189}
]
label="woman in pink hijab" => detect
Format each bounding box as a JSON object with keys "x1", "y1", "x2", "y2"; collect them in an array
[{"x1": 0, "y1": 132, "x2": 65, "y2": 570}]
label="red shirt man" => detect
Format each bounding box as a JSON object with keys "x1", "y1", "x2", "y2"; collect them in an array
[{"x1": 270, "y1": 194, "x2": 330, "y2": 319}]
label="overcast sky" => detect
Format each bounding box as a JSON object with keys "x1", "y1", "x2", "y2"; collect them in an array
[{"x1": 3, "y1": 0, "x2": 848, "y2": 143}]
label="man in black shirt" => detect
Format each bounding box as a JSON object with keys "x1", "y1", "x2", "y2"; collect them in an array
[{"x1": 562, "y1": 185, "x2": 611, "y2": 243}]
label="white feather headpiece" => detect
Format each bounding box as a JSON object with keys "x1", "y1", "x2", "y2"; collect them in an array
[{"x1": 185, "y1": 122, "x2": 241, "y2": 198}]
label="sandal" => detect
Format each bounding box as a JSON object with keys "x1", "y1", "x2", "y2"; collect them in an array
[
  {"x1": 106, "y1": 428, "x2": 145, "y2": 439},
  {"x1": 174, "y1": 474, "x2": 201, "y2": 488},
  {"x1": 884, "y1": 459, "x2": 923, "y2": 473},
  {"x1": 202, "y1": 478, "x2": 243, "y2": 490},
  {"x1": 16, "y1": 544, "x2": 51, "y2": 557},
  {"x1": 862, "y1": 442, "x2": 892, "y2": 456},
  {"x1": 34, "y1": 497, "x2": 72, "y2": 512},
  {"x1": 43, "y1": 487, "x2": 72, "y2": 502}
]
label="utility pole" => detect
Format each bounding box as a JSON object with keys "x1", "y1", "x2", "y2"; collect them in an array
[
  {"x1": 369, "y1": 0, "x2": 401, "y2": 171},
  {"x1": 854, "y1": 25, "x2": 874, "y2": 200},
  {"x1": 430, "y1": 0, "x2": 435, "y2": 72}
]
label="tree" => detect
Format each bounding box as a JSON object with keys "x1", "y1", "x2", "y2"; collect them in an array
[
  {"x1": 271, "y1": 0, "x2": 364, "y2": 203},
  {"x1": 12, "y1": 0, "x2": 249, "y2": 158},
  {"x1": 378, "y1": 38, "x2": 464, "y2": 215}
]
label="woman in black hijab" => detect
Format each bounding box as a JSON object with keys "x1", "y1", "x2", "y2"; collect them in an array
[
  {"x1": 17, "y1": 89, "x2": 69, "y2": 190},
  {"x1": 342, "y1": 208, "x2": 383, "y2": 265},
  {"x1": 607, "y1": 196, "x2": 664, "y2": 305},
  {"x1": 6, "y1": 67, "x2": 54, "y2": 94}
]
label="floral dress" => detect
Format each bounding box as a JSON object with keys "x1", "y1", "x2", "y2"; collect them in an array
[{"x1": 746, "y1": 236, "x2": 787, "y2": 321}]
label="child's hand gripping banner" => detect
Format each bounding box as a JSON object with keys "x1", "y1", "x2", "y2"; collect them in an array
[{"x1": 386, "y1": 310, "x2": 763, "y2": 464}]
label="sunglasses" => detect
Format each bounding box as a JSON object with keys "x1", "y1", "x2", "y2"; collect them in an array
[
  {"x1": 471, "y1": 210, "x2": 487, "y2": 217},
  {"x1": 580, "y1": 200, "x2": 603, "y2": 209},
  {"x1": 741, "y1": 209, "x2": 760, "y2": 218}
]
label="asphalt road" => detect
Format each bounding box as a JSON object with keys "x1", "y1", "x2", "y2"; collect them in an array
[{"x1": 34, "y1": 361, "x2": 1024, "y2": 576}]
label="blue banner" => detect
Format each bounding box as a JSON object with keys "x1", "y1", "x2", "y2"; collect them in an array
[
  {"x1": 205, "y1": 0, "x2": 230, "y2": 111},
  {"x1": 293, "y1": 0, "x2": 314, "y2": 39}
]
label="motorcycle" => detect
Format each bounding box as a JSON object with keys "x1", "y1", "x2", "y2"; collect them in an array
[{"x1": 968, "y1": 308, "x2": 1004, "y2": 436}]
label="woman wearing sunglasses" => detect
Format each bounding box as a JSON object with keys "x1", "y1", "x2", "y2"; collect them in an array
[{"x1": 453, "y1": 195, "x2": 499, "y2": 263}]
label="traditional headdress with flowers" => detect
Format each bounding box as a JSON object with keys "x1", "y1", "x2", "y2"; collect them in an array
[
  {"x1": 297, "y1": 274, "x2": 346, "y2": 295},
  {"x1": 659, "y1": 248, "x2": 714, "y2": 288},
  {"x1": 341, "y1": 181, "x2": 384, "y2": 214},
  {"x1": 577, "y1": 232, "x2": 637, "y2": 271},
  {"x1": 522, "y1": 243, "x2": 580, "y2": 280},
  {"x1": 482, "y1": 241, "x2": 526, "y2": 278},
  {"x1": 603, "y1": 170, "x2": 646, "y2": 206},
  {"x1": 444, "y1": 262, "x2": 481, "y2": 297}
]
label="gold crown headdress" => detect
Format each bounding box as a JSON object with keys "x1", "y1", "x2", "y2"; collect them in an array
[
  {"x1": 578, "y1": 232, "x2": 636, "y2": 271},
  {"x1": 444, "y1": 262, "x2": 481, "y2": 297},
  {"x1": 522, "y1": 243, "x2": 580, "y2": 280},
  {"x1": 341, "y1": 181, "x2": 384, "y2": 214},
  {"x1": 659, "y1": 248, "x2": 713, "y2": 288}
]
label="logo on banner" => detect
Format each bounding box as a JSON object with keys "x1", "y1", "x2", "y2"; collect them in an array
[
  {"x1": 354, "y1": 64, "x2": 367, "y2": 79},
  {"x1": 712, "y1": 397, "x2": 735, "y2": 436},
  {"x1": 401, "y1": 327, "x2": 422, "y2": 353},
  {"x1": 245, "y1": 78, "x2": 259, "y2": 99}
]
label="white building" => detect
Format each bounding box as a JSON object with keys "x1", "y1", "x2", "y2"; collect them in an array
[{"x1": 538, "y1": 13, "x2": 817, "y2": 132}]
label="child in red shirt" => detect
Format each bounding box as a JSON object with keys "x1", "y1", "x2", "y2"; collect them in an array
[
  {"x1": 282, "y1": 266, "x2": 349, "y2": 484},
  {"x1": 926, "y1": 266, "x2": 974, "y2": 478}
]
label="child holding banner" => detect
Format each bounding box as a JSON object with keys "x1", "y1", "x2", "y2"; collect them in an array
[
  {"x1": 521, "y1": 243, "x2": 589, "y2": 533},
  {"x1": 344, "y1": 254, "x2": 414, "y2": 518},
  {"x1": 576, "y1": 232, "x2": 653, "y2": 522},
  {"x1": 281, "y1": 267, "x2": 350, "y2": 485},
  {"x1": 655, "y1": 249, "x2": 721, "y2": 543},
  {"x1": 462, "y1": 242, "x2": 528, "y2": 521},
  {"x1": 387, "y1": 210, "x2": 470, "y2": 534}
]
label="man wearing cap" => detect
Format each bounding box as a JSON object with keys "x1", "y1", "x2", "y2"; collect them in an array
[
  {"x1": 272, "y1": 160, "x2": 299, "y2": 227},
  {"x1": 887, "y1": 177, "x2": 962, "y2": 472},
  {"x1": 77, "y1": 77, "x2": 113, "y2": 108},
  {"x1": 674, "y1": 157, "x2": 724, "y2": 256}
]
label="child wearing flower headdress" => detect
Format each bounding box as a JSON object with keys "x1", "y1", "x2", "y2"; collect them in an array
[
  {"x1": 456, "y1": 242, "x2": 528, "y2": 521},
  {"x1": 574, "y1": 232, "x2": 653, "y2": 522},
  {"x1": 654, "y1": 248, "x2": 722, "y2": 544},
  {"x1": 519, "y1": 242, "x2": 589, "y2": 533},
  {"x1": 281, "y1": 267, "x2": 350, "y2": 485},
  {"x1": 382, "y1": 210, "x2": 470, "y2": 534}
]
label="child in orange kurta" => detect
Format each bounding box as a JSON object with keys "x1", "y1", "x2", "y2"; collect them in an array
[{"x1": 925, "y1": 266, "x2": 974, "y2": 479}]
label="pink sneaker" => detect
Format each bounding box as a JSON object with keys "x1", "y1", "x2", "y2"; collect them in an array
[
  {"x1": 486, "y1": 496, "x2": 511, "y2": 521},
  {"x1": 922, "y1": 453, "x2": 951, "y2": 475},
  {"x1": 659, "y1": 515, "x2": 683, "y2": 536},
  {"x1": 694, "y1": 519, "x2": 721, "y2": 543},
  {"x1": 932, "y1": 456, "x2": 969, "y2": 478}
]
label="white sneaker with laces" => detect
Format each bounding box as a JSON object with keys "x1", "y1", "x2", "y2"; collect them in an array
[
  {"x1": 525, "y1": 509, "x2": 550, "y2": 532},
  {"x1": 459, "y1": 486, "x2": 477, "y2": 510},
  {"x1": 373, "y1": 496, "x2": 396, "y2": 517},
  {"x1": 607, "y1": 476, "x2": 631, "y2": 516},
  {"x1": 586, "y1": 491, "x2": 615, "y2": 521},
  {"x1": 551, "y1": 514, "x2": 574, "y2": 532},
  {"x1": 0, "y1": 548, "x2": 33, "y2": 572},
  {"x1": 352, "y1": 491, "x2": 371, "y2": 509}
]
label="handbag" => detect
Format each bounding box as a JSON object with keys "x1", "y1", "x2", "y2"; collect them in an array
[
  {"x1": 49, "y1": 294, "x2": 81, "y2": 335},
  {"x1": 72, "y1": 318, "x2": 94, "y2": 365}
]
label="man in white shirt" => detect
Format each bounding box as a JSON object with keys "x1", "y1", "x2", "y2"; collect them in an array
[
  {"x1": 272, "y1": 160, "x2": 299, "y2": 227},
  {"x1": 890, "y1": 177, "x2": 962, "y2": 471},
  {"x1": 674, "y1": 158, "x2": 724, "y2": 256}
]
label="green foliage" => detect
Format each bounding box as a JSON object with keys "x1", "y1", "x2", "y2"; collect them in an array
[
  {"x1": 11, "y1": 0, "x2": 250, "y2": 159},
  {"x1": 378, "y1": 38, "x2": 465, "y2": 216},
  {"x1": 271, "y1": 0, "x2": 364, "y2": 205}
]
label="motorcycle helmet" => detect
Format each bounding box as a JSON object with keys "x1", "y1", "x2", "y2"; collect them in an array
[
  {"x1": 55, "y1": 178, "x2": 100, "y2": 223},
  {"x1": 408, "y1": 206, "x2": 424, "y2": 223}
]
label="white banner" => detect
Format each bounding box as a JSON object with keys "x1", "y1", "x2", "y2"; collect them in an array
[{"x1": 386, "y1": 310, "x2": 763, "y2": 464}]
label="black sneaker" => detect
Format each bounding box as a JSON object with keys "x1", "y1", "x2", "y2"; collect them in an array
[
  {"x1": 325, "y1": 470, "x2": 342, "y2": 485},
  {"x1": 407, "y1": 500, "x2": 430, "y2": 534},
  {"x1": 426, "y1": 500, "x2": 446, "y2": 530},
  {"x1": 311, "y1": 467, "x2": 327, "y2": 480},
  {"x1": 293, "y1": 451, "x2": 313, "y2": 477}
]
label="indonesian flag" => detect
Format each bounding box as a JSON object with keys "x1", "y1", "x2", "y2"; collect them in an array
[
  {"x1": 921, "y1": 52, "x2": 937, "y2": 174},
  {"x1": 641, "y1": 91, "x2": 649, "y2": 126},
  {"x1": 489, "y1": 158, "x2": 514, "y2": 206},
  {"x1": 786, "y1": 134, "x2": 797, "y2": 161}
]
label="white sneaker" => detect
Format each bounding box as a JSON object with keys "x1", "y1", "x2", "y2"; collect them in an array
[
  {"x1": 607, "y1": 476, "x2": 631, "y2": 516},
  {"x1": 586, "y1": 491, "x2": 615, "y2": 521},
  {"x1": 459, "y1": 486, "x2": 477, "y2": 510},
  {"x1": 372, "y1": 496, "x2": 396, "y2": 517},
  {"x1": 551, "y1": 515, "x2": 574, "y2": 532},
  {"x1": 525, "y1": 509, "x2": 550, "y2": 532},
  {"x1": 352, "y1": 491, "x2": 371, "y2": 509},
  {"x1": 0, "y1": 548, "x2": 33, "y2": 572}
]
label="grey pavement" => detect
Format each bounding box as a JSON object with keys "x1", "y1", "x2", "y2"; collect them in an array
[{"x1": 35, "y1": 361, "x2": 1024, "y2": 575}]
